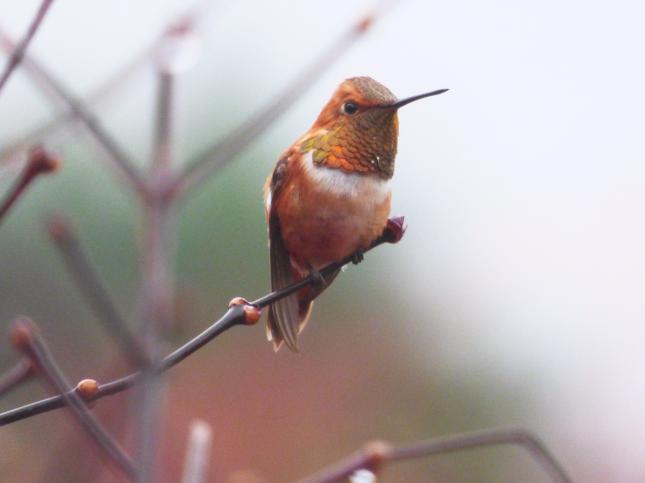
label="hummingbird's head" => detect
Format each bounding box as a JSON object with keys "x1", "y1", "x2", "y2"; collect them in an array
[{"x1": 305, "y1": 77, "x2": 447, "y2": 178}]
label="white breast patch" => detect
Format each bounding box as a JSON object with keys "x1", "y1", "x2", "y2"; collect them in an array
[{"x1": 300, "y1": 150, "x2": 391, "y2": 201}]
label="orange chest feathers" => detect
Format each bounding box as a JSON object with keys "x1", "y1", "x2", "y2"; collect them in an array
[{"x1": 265, "y1": 150, "x2": 391, "y2": 271}]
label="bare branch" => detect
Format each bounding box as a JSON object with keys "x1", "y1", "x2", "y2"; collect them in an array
[
  {"x1": 0, "y1": 45, "x2": 150, "y2": 167},
  {"x1": 0, "y1": 146, "x2": 59, "y2": 225},
  {"x1": 9, "y1": 317, "x2": 137, "y2": 478},
  {"x1": 135, "y1": 194, "x2": 173, "y2": 483},
  {"x1": 45, "y1": 214, "x2": 147, "y2": 366},
  {"x1": 295, "y1": 427, "x2": 573, "y2": 483},
  {"x1": 153, "y1": 72, "x2": 175, "y2": 173},
  {"x1": 0, "y1": 30, "x2": 146, "y2": 194},
  {"x1": 0, "y1": 3, "x2": 210, "y2": 167},
  {"x1": 0, "y1": 0, "x2": 56, "y2": 96},
  {"x1": 172, "y1": 3, "x2": 395, "y2": 198},
  {"x1": 0, "y1": 218, "x2": 404, "y2": 426},
  {"x1": 0, "y1": 358, "x2": 34, "y2": 397},
  {"x1": 181, "y1": 420, "x2": 213, "y2": 483},
  {"x1": 134, "y1": 22, "x2": 200, "y2": 479}
]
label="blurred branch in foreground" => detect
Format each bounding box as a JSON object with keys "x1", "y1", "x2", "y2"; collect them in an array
[
  {"x1": 0, "y1": 30, "x2": 146, "y2": 193},
  {"x1": 45, "y1": 214, "x2": 147, "y2": 366},
  {"x1": 181, "y1": 420, "x2": 213, "y2": 483},
  {"x1": 296, "y1": 427, "x2": 572, "y2": 483},
  {"x1": 0, "y1": 146, "x2": 58, "y2": 226},
  {"x1": 0, "y1": 3, "x2": 216, "y2": 169},
  {"x1": 0, "y1": 358, "x2": 33, "y2": 398},
  {"x1": 10, "y1": 317, "x2": 137, "y2": 478},
  {"x1": 0, "y1": 0, "x2": 56, "y2": 96}
]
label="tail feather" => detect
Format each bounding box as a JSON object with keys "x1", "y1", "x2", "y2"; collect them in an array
[
  {"x1": 267, "y1": 267, "x2": 341, "y2": 352},
  {"x1": 267, "y1": 283, "x2": 301, "y2": 352}
]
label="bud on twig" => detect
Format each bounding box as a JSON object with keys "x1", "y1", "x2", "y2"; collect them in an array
[
  {"x1": 9, "y1": 317, "x2": 38, "y2": 354},
  {"x1": 76, "y1": 379, "x2": 100, "y2": 400},
  {"x1": 228, "y1": 297, "x2": 262, "y2": 325},
  {"x1": 0, "y1": 146, "x2": 60, "y2": 225}
]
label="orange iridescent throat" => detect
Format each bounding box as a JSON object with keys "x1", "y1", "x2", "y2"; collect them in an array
[{"x1": 300, "y1": 112, "x2": 399, "y2": 179}]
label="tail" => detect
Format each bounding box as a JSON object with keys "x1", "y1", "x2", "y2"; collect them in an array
[{"x1": 267, "y1": 267, "x2": 340, "y2": 352}]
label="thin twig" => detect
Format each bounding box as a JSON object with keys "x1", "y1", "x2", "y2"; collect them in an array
[
  {"x1": 0, "y1": 3, "x2": 211, "y2": 167},
  {"x1": 294, "y1": 427, "x2": 573, "y2": 483},
  {"x1": 10, "y1": 317, "x2": 137, "y2": 478},
  {"x1": 0, "y1": 358, "x2": 34, "y2": 397},
  {"x1": 0, "y1": 222, "x2": 402, "y2": 426},
  {"x1": 0, "y1": 31, "x2": 146, "y2": 194},
  {"x1": 0, "y1": 44, "x2": 150, "y2": 167},
  {"x1": 134, "y1": 25, "x2": 192, "y2": 480},
  {"x1": 172, "y1": 3, "x2": 393, "y2": 198},
  {"x1": 0, "y1": 0, "x2": 56, "y2": 96},
  {"x1": 153, "y1": 72, "x2": 175, "y2": 172},
  {"x1": 0, "y1": 28, "x2": 64, "y2": 111},
  {"x1": 45, "y1": 214, "x2": 147, "y2": 366},
  {"x1": 181, "y1": 419, "x2": 213, "y2": 483},
  {"x1": 0, "y1": 146, "x2": 58, "y2": 225}
]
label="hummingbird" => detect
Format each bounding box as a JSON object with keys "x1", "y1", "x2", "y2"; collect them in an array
[{"x1": 264, "y1": 76, "x2": 447, "y2": 352}]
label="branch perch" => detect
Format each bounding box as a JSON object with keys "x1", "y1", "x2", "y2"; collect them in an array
[
  {"x1": 294, "y1": 427, "x2": 573, "y2": 483},
  {"x1": 0, "y1": 218, "x2": 404, "y2": 426}
]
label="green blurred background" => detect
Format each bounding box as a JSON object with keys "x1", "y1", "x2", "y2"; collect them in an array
[{"x1": 1, "y1": 0, "x2": 644, "y2": 481}]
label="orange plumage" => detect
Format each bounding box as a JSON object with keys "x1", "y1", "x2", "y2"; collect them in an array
[{"x1": 264, "y1": 77, "x2": 447, "y2": 351}]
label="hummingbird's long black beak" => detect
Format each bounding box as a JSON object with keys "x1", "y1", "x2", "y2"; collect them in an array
[{"x1": 388, "y1": 88, "x2": 449, "y2": 109}]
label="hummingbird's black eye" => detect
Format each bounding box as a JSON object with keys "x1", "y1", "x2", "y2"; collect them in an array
[{"x1": 342, "y1": 101, "x2": 359, "y2": 115}]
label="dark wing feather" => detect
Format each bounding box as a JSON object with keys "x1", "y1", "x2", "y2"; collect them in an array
[
  {"x1": 266, "y1": 156, "x2": 302, "y2": 352},
  {"x1": 267, "y1": 211, "x2": 301, "y2": 351},
  {"x1": 265, "y1": 154, "x2": 342, "y2": 351}
]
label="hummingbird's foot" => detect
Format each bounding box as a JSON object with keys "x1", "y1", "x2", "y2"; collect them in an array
[
  {"x1": 308, "y1": 266, "x2": 326, "y2": 286},
  {"x1": 383, "y1": 216, "x2": 407, "y2": 244},
  {"x1": 350, "y1": 249, "x2": 365, "y2": 265}
]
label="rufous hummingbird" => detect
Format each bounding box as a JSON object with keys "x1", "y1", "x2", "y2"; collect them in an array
[{"x1": 264, "y1": 77, "x2": 447, "y2": 352}]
